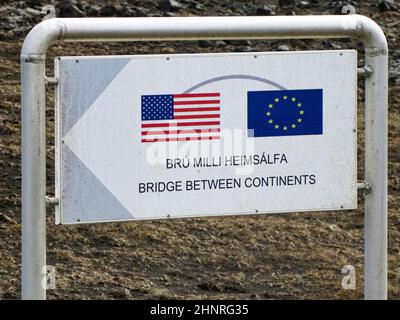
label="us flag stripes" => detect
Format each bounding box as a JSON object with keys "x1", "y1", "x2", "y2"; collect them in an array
[{"x1": 141, "y1": 93, "x2": 221, "y2": 143}]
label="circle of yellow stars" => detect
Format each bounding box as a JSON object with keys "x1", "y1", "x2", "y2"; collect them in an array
[{"x1": 265, "y1": 95, "x2": 304, "y2": 131}]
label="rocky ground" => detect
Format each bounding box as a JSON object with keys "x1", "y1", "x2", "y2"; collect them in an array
[{"x1": 0, "y1": 0, "x2": 399, "y2": 299}]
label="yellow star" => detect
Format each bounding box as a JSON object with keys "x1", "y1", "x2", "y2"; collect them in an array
[
  {"x1": 269, "y1": 119, "x2": 273, "y2": 124},
  {"x1": 274, "y1": 124, "x2": 279, "y2": 129},
  {"x1": 291, "y1": 97, "x2": 296, "y2": 102},
  {"x1": 291, "y1": 124, "x2": 296, "y2": 128},
  {"x1": 283, "y1": 126, "x2": 288, "y2": 131},
  {"x1": 266, "y1": 111, "x2": 271, "y2": 116},
  {"x1": 274, "y1": 98, "x2": 279, "y2": 103},
  {"x1": 299, "y1": 110, "x2": 304, "y2": 115},
  {"x1": 297, "y1": 102, "x2": 302, "y2": 107},
  {"x1": 298, "y1": 118, "x2": 302, "y2": 123},
  {"x1": 268, "y1": 104, "x2": 274, "y2": 109},
  {"x1": 283, "y1": 96, "x2": 288, "y2": 100}
]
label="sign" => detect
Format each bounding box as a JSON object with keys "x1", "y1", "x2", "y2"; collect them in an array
[{"x1": 55, "y1": 50, "x2": 357, "y2": 224}]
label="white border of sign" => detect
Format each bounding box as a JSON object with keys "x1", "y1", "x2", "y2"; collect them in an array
[
  {"x1": 21, "y1": 15, "x2": 388, "y2": 300},
  {"x1": 54, "y1": 50, "x2": 358, "y2": 224}
]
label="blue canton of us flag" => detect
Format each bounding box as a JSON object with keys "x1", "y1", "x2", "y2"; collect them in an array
[
  {"x1": 141, "y1": 95, "x2": 174, "y2": 120},
  {"x1": 248, "y1": 89, "x2": 323, "y2": 137}
]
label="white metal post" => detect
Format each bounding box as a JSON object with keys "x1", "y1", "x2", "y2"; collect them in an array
[
  {"x1": 21, "y1": 59, "x2": 47, "y2": 299},
  {"x1": 364, "y1": 49, "x2": 388, "y2": 299},
  {"x1": 21, "y1": 15, "x2": 388, "y2": 300},
  {"x1": 21, "y1": 21, "x2": 62, "y2": 300}
]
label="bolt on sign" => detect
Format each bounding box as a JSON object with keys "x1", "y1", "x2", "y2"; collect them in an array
[{"x1": 55, "y1": 50, "x2": 357, "y2": 224}]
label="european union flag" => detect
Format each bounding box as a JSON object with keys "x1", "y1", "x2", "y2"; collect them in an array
[{"x1": 248, "y1": 89, "x2": 323, "y2": 137}]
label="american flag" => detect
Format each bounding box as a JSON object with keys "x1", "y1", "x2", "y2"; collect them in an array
[{"x1": 141, "y1": 93, "x2": 221, "y2": 143}]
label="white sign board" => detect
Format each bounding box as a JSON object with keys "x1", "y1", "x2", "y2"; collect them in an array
[{"x1": 55, "y1": 50, "x2": 357, "y2": 224}]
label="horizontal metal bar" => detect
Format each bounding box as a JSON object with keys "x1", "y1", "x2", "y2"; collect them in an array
[
  {"x1": 357, "y1": 181, "x2": 372, "y2": 194},
  {"x1": 357, "y1": 65, "x2": 373, "y2": 78},
  {"x1": 45, "y1": 77, "x2": 58, "y2": 86},
  {"x1": 45, "y1": 196, "x2": 59, "y2": 205},
  {"x1": 21, "y1": 15, "x2": 387, "y2": 60}
]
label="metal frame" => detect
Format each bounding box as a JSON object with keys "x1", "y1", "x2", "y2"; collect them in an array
[{"x1": 21, "y1": 15, "x2": 388, "y2": 300}]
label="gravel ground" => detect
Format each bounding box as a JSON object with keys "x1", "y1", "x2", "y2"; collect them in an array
[{"x1": 0, "y1": 0, "x2": 399, "y2": 299}]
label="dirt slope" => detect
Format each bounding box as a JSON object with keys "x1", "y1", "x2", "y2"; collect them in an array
[{"x1": 0, "y1": 0, "x2": 399, "y2": 299}]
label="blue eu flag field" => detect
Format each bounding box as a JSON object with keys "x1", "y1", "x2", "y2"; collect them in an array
[{"x1": 248, "y1": 89, "x2": 323, "y2": 137}]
